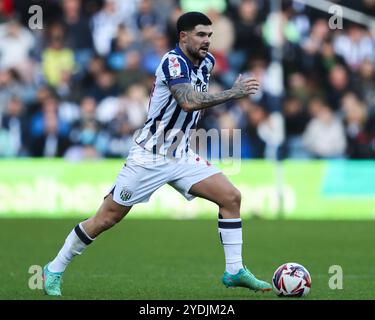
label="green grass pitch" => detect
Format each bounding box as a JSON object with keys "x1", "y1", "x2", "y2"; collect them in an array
[{"x1": 1, "y1": 218, "x2": 374, "y2": 300}]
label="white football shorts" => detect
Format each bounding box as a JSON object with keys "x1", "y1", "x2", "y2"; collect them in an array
[{"x1": 107, "y1": 142, "x2": 221, "y2": 206}]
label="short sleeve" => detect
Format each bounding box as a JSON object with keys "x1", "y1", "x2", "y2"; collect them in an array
[
  {"x1": 206, "y1": 53, "x2": 215, "y2": 73},
  {"x1": 161, "y1": 55, "x2": 190, "y2": 86}
]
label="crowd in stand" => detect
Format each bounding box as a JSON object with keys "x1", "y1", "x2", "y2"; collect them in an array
[{"x1": 0, "y1": 0, "x2": 374, "y2": 160}]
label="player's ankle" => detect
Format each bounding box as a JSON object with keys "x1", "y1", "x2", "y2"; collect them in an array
[
  {"x1": 219, "y1": 213, "x2": 241, "y2": 219},
  {"x1": 225, "y1": 262, "x2": 243, "y2": 275}
]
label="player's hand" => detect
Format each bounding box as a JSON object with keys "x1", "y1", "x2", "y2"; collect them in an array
[{"x1": 231, "y1": 74, "x2": 260, "y2": 98}]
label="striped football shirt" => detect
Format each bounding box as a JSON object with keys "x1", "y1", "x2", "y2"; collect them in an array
[{"x1": 135, "y1": 44, "x2": 215, "y2": 158}]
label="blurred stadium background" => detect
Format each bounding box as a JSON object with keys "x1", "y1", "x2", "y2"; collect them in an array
[
  {"x1": 1, "y1": 0, "x2": 375, "y2": 300},
  {"x1": 0, "y1": 0, "x2": 374, "y2": 219}
]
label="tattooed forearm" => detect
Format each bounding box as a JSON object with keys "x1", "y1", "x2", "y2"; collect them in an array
[
  {"x1": 170, "y1": 77, "x2": 259, "y2": 112},
  {"x1": 170, "y1": 83, "x2": 236, "y2": 111}
]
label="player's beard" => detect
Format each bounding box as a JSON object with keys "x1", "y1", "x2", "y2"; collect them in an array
[{"x1": 187, "y1": 45, "x2": 208, "y2": 61}]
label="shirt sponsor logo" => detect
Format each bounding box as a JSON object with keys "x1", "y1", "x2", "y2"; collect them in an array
[{"x1": 168, "y1": 56, "x2": 182, "y2": 78}]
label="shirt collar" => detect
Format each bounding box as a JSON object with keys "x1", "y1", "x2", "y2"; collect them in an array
[{"x1": 175, "y1": 43, "x2": 202, "y2": 69}]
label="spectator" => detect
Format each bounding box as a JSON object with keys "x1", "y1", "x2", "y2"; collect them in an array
[
  {"x1": 104, "y1": 84, "x2": 149, "y2": 157},
  {"x1": 29, "y1": 96, "x2": 70, "y2": 139},
  {"x1": 208, "y1": 7, "x2": 235, "y2": 54},
  {"x1": 246, "y1": 58, "x2": 283, "y2": 113},
  {"x1": 119, "y1": 84, "x2": 148, "y2": 128},
  {"x1": 286, "y1": 72, "x2": 311, "y2": 105},
  {"x1": 105, "y1": 113, "x2": 134, "y2": 157},
  {"x1": 88, "y1": 69, "x2": 120, "y2": 102},
  {"x1": 134, "y1": 0, "x2": 162, "y2": 45},
  {"x1": 107, "y1": 24, "x2": 138, "y2": 71},
  {"x1": 165, "y1": 5, "x2": 183, "y2": 48},
  {"x1": 0, "y1": 18, "x2": 35, "y2": 81},
  {"x1": 283, "y1": 96, "x2": 310, "y2": 158},
  {"x1": 0, "y1": 69, "x2": 26, "y2": 118},
  {"x1": 79, "y1": 55, "x2": 106, "y2": 95},
  {"x1": 206, "y1": 8, "x2": 234, "y2": 80},
  {"x1": 326, "y1": 64, "x2": 354, "y2": 111},
  {"x1": 303, "y1": 99, "x2": 346, "y2": 158},
  {"x1": 42, "y1": 24, "x2": 75, "y2": 87},
  {"x1": 0, "y1": 97, "x2": 28, "y2": 156},
  {"x1": 142, "y1": 32, "x2": 170, "y2": 74},
  {"x1": 29, "y1": 111, "x2": 71, "y2": 157},
  {"x1": 230, "y1": 0, "x2": 263, "y2": 72},
  {"x1": 69, "y1": 96, "x2": 107, "y2": 154},
  {"x1": 313, "y1": 39, "x2": 347, "y2": 80},
  {"x1": 115, "y1": 50, "x2": 148, "y2": 92},
  {"x1": 262, "y1": 10, "x2": 301, "y2": 48},
  {"x1": 333, "y1": 23, "x2": 374, "y2": 71},
  {"x1": 341, "y1": 92, "x2": 375, "y2": 158},
  {"x1": 355, "y1": 59, "x2": 375, "y2": 114},
  {"x1": 61, "y1": 0, "x2": 94, "y2": 71},
  {"x1": 0, "y1": 0, "x2": 375, "y2": 160},
  {"x1": 91, "y1": 0, "x2": 124, "y2": 56},
  {"x1": 242, "y1": 101, "x2": 267, "y2": 158},
  {"x1": 301, "y1": 19, "x2": 329, "y2": 62}
]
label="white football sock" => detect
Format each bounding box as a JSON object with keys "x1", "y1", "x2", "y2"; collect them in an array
[
  {"x1": 218, "y1": 217, "x2": 244, "y2": 275},
  {"x1": 48, "y1": 222, "x2": 95, "y2": 273}
]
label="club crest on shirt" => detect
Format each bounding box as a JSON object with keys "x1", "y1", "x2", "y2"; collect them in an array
[{"x1": 120, "y1": 188, "x2": 132, "y2": 201}]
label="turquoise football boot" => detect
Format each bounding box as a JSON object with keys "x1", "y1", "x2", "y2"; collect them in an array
[
  {"x1": 222, "y1": 267, "x2": 272, "y2": 292},
  {"x1": 43, "y1": 263, "x2": 63, "y2": 296}
]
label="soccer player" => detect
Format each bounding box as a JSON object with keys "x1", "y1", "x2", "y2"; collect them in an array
[{"x1": 43, "y1": 11, "x2": 272, "y2": 296}]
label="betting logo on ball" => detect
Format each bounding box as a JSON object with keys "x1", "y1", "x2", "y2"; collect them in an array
[{"x1": 272, "y1": 262, "x2": 311, "y2": 297}]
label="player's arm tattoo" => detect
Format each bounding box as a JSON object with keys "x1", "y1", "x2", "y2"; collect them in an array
[
  {"x1": 170, "y1": 80, "x2": 258, "y2": 112},
  {"x1": 170, "y1": 83, "x2": 236, "y2": 112}
]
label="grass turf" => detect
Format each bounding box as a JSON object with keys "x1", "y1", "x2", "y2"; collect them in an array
[{"x1": 0, "y1": 218, "x2": 374, "y2": 300}]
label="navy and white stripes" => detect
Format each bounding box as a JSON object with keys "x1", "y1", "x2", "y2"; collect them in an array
[
  {"x1": 218, "y1": 219, "x2": 242, "y2": 229},
  {"x1": 135, "y1": 44, "x2": 215, "y2": 158},
  {"x1": 218, "y1": 218, "x2": 243, "y2": 246},
  {"x1": 74, "y1": 223, "x2": 95, "y2": 245}
]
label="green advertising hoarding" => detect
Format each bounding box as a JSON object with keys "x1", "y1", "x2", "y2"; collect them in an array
[{"x1": 0, "y1": 159, "x2": 374, "y2": 219}]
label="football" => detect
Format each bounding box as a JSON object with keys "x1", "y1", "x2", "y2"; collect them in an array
[{"x1": 272, "y1": 262, "x2": 311, "y2": 297}]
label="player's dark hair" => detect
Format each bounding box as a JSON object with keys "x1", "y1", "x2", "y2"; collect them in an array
[{"x1": 176, "y1": 12, "x2": 212, "y2": 35}]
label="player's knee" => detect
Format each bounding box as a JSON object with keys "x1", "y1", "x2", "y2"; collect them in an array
[
  {"x1": 96, "y1": 210, "x2": 123, "y2": 231},
  {"x1": 221, "y1": 188, "x2": 241, "y2": 212},
  {"x1": 227, "y1": 188, "x2": 241, "y2": 207},
  {"x1": 97, "y1": 217, "x2": 115, "y2": 231}
]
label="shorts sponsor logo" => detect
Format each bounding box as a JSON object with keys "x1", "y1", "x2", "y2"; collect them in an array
[{"x1": 120, "y1": 188, "x2": 132, "y2": 201}]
